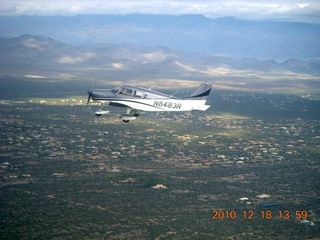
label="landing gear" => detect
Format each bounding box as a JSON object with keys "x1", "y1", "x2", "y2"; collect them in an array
[
  {"x1": 118, "y1": 108, "x2": 142, "y2": 123},
  {"x1": 92, "y1": 107, "x2": 143, "y2": 123},
  {"x1": 120, "y1": 114, "x2": 137, "y2": 123},
  {"x1": 94, "y1": 109, "x2": 110, "y2": 116}
]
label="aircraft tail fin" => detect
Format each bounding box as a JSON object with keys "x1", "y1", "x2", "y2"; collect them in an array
[{"x1": 187, "y1": 83, "x2": 212, "y2": 100}]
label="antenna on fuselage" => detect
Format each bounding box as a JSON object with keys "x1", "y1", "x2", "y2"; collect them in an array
[
  {"x1": 149, "y1": 84, "x2": 157, "y2": 90},
  {"x1": 170, "y1": 90, "x2": 179, "y2": 98}
]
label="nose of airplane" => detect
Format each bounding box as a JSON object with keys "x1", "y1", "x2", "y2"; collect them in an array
[{"x1": 87, "y1": 89, "x2": 113, "y2": 105}]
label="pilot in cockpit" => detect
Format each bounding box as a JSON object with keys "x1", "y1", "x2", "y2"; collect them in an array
[{"x1": 119, "y1": 88, "x2": 133, "y2": 96}]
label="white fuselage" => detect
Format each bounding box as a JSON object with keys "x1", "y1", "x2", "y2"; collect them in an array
[{"x1": 96, "y1": 98, "x2": 210, "y2": 112}]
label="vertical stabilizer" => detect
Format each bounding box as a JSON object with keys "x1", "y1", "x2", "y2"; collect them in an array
[{"x1": 187, "y1": 83, "x2": 212, "y2": 100}]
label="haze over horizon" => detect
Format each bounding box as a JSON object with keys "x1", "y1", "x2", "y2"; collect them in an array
[{"x1": 1, "y1": 0, "x2": 320, "y2": 24}]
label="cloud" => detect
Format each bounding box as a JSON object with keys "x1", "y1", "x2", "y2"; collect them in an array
[
  {"x1": 1, "y1": 0, "x2": 319, "y2": 23},
  {"x1": 58, "y1": 52, "x2": 95, "y2": 64}
]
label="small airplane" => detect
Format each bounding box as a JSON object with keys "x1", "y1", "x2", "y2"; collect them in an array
[{"x1": 87, "y1": 82, "x2": 212, "y2": 123}]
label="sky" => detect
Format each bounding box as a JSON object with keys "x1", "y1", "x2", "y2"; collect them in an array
[{"x1": 1, "y1": 0, "x2": 320, "y2": 23}]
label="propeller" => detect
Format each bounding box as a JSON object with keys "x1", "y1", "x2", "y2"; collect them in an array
[
  {"x1": 87, "y1": 81, "x2": 95, "y2": 105},
  {"x1": 87, "y1": 90, "x2": 92, "y2": 105}
]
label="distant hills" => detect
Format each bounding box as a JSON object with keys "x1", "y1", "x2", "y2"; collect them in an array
[
  {"x1": 0, "y1": 14, "x2": 320, "y2": 60},
  {"x1": 0, "y1": 34, "x2": 319, "y2": 83}
]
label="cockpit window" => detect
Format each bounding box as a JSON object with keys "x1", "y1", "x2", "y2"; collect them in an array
[{"x1": 118, "y1": 88, "x2": 133, "y2": 96}]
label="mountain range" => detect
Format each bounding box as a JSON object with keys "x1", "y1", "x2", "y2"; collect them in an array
[
  {"x1": 1, "y1": 14, "x2": 320, "y2": 60},
  {"x1": 0, "y1": 34, "x2": 319, "y2": 84}
]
